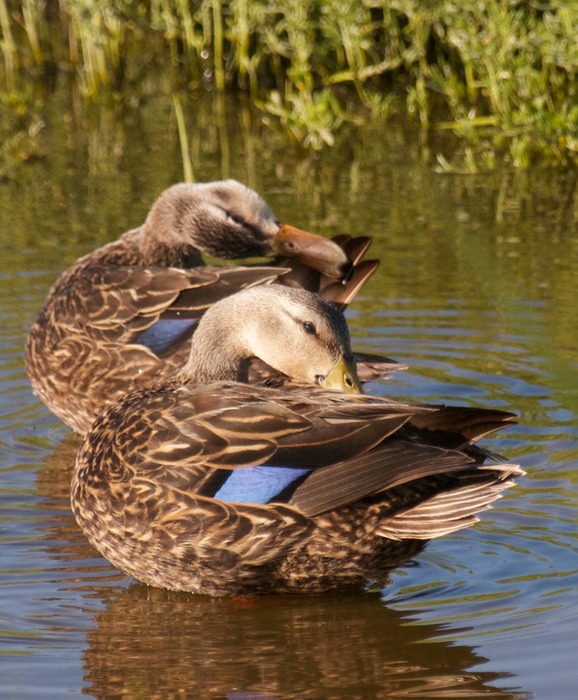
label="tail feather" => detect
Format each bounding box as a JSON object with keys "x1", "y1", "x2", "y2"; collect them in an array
[{"x1": 376, "y1": 464, "x2": 524, "y2": 540}]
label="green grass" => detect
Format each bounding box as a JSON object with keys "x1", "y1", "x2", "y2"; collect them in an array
[{"x1": 0, "y1": 0, "x2": 577, "y2": 169}]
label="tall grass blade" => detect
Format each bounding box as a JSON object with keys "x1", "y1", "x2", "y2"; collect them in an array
[{"x1": 173, "y1": 94, "x2": 194, "y2": 183}]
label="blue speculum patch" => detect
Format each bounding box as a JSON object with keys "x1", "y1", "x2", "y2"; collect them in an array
[
  {"x1": 135, "y1": 319, "x2": 197, "y2": 355},
  {"x1": 214, "y1": 465, "x2": 311, "y2": 504}
]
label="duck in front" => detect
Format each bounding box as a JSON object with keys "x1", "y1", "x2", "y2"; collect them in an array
[{"x1": 71, "y1": 285, "x2": 523, "y2": 596}]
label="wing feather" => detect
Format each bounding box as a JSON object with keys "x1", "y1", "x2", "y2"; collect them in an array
[{"x1": 289, "y1": 439, "x2": 476, "y2": 516}]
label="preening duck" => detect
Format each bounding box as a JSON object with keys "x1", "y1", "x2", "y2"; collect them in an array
[
  {"x1": 26, "y1": 179, "x2": 395, "y2": 434},
  {"x1": 71, "y1": 285, "x2": 523, "y2": 596}
]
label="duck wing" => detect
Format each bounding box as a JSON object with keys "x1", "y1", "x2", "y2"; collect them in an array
[
  {"x1": 60, "y1": 263, "x2": 284, "y2": 344},
  {"x1": 26, "y1": 263, "x2": 288, "y2": 433},
  {"x1": 106, "y1": 384, "x2": 519, "y2": 522},
  {"x1": 97, "y1": 385, "x2": 417, "y2": 492},
  {"x1": 286, "y1": 403, "x2": 519, "y2": 517},
  {"x1": 403, "y1": 405, "x2": 518, "y2": 448}
]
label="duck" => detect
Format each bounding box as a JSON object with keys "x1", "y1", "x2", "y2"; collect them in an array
[
  {"x1": 71, "y1": 284, "x2": 523, "y2": 596},
  {"x1": 25, "y1": 179, "x2": 398, "y2": 435}
]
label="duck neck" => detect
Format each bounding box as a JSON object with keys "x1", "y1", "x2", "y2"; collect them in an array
[
  {"x1": 177, "y1": 315, "x2": 252, "y2": 385},
  {"x1": 125, "y1": 227, "x2": 204, "y2": 268}
]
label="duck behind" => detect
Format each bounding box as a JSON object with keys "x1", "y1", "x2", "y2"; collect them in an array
[{"x1": 25, "y1": 180, "x2": 394, "y2": 434}]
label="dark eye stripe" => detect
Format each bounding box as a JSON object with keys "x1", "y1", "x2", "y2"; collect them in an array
[{"x1": 228, "y1": 212, "x2": 245, "y2": 225}]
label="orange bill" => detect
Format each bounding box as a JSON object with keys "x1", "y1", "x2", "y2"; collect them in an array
[{"x1": 272, "y1": 224, "x2": 349, "y2": 278}]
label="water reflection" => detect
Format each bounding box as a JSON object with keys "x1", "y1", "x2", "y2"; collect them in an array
[
  {"x1": 82, "y1": 586, "x2": 525, "y2": 699},
  {"x1": 34, "y1": 434, "x2": 104, "y2": 571}
]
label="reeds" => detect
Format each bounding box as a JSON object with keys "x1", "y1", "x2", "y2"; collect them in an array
[
  {"x1": 173, "y1": 94, "x2": 194, "y2": 182},
  {"x1": 0, "y1": 0, "x2": 17, "y2": 89},
  {"x1": 0, "y1": 0, "x2": 576, "y2": 168}
]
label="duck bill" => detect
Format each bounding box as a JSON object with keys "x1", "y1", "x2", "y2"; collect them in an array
[
  {"x1": 273, "y1": 224, "x2": 349, "y2": 278},
  {"x1": 317, "y1": 355, "x2": 363, "y2": 394}
]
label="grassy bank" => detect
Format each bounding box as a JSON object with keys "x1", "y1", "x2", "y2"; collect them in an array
[{"x1": 1, "y1": 0, "x2": 577, "y2": 169}]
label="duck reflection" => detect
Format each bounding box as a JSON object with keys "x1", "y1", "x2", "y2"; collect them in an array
[{"x1": 81, "y1": 585, "x2": 524, "y2": 699}]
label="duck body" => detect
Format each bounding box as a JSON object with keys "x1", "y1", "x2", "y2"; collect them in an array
[
  {"x1": 26, "y1": 180, "x2": 391, "y2": 434},
  {"x1": 71, "y1": 286, "x2": 523, "y2": 596}
]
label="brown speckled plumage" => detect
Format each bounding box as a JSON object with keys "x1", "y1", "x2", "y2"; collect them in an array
[
  {"x1": 26, "y1": 179, "x2": 397, "y2": 434},
  {"x1": 71, "y1": 286, "x2": 523, "y2": 596}
]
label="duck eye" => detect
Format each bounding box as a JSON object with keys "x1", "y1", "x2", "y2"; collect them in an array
[{"x1": 302, "y1": 321, "x2": 316, "y2": 335}]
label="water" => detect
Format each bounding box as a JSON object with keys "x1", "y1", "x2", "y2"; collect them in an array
[{"x1": 1, "y1": 93, "x2": 577, "y2": 699}]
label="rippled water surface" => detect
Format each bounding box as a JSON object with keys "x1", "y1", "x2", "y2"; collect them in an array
[{"x1": 1, "y1": 96, "x2": 577, "y2": 699}]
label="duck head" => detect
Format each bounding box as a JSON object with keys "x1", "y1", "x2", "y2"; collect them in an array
[
  {"x1": 142, "y1": 180, "x2": 349, "y2": 278},
  {"x1": 180, "y1": 284, "x2": 362, "y2": 393}
]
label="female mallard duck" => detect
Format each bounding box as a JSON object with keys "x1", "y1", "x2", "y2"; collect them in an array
[
  {"x1": 72, "y1": 285, "x2": 523, "y2": 596},
  {"x1": 25, "y1": 179, "x2": 395, "y2": 435}
]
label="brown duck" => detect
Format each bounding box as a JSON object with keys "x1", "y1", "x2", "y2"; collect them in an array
[
  {"x1": 26, "y1": 179, "x2": 396, "y2": 434},
  {"x1": 72, "y1": 285, "x2": 523, "y2": 596}
]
